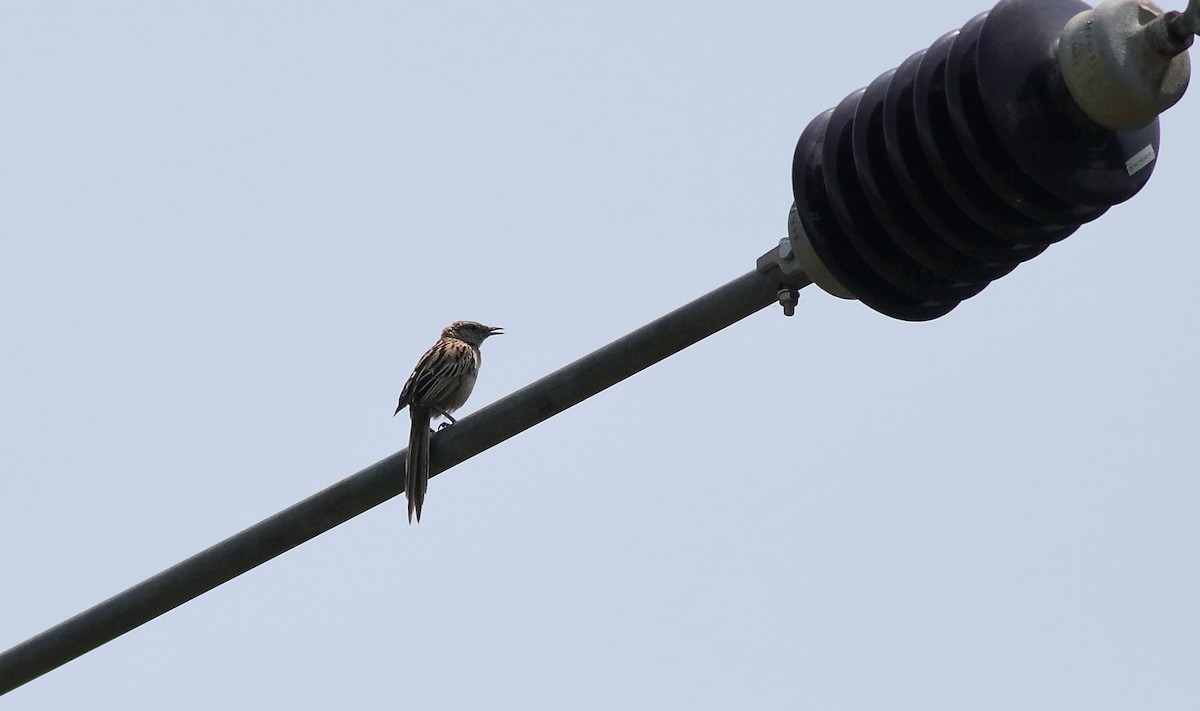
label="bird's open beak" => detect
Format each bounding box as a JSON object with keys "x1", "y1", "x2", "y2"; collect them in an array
[{"x1": 489, "y1": 326, "x2": 504, "y2": 336}]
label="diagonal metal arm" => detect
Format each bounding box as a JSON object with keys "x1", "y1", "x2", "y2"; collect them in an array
[{"x1": 0, "y1": 263, "x2": 810, "y2": 696}]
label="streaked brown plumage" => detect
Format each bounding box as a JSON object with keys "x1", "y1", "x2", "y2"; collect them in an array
[{"x1": 394, "y1": 320, "x2": 502, "y2": 522}]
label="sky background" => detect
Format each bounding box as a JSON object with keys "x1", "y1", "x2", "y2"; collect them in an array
[{"x1": 2, "y1": 1, "x2": 1198, "y2": 708}]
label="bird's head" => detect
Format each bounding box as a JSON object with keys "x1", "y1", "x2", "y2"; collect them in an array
[{"x1": 443, "y1": 320, "x2": 503, "y2": 347}]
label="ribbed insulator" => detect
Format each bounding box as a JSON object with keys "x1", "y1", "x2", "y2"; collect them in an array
[{"x1": 791, "y1": 0, "x2": 1160, "y2": 320}]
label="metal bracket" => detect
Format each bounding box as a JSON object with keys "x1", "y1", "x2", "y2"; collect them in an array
[
  {"x1": 756, "y1": 238, "x2": 811, "y2": 317},
  {"x1": 756, "y1": 237, "x2": 807, "y2": 279}
]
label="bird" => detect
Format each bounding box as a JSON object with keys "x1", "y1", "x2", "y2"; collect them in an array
[{"x1": 394, "y1": 320, "x2": 502, "y2": 523}]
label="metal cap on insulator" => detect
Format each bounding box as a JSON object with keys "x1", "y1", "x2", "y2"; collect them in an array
[{"x1": 1059, "y1": 0, "x2": 1193, "y2": 130}]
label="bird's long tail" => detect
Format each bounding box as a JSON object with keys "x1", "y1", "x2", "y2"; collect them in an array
[{"x1": 406, "y1": 407, "x2": 432, "y2": 523}]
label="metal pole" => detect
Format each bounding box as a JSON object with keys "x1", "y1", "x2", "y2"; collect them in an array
[{"x1": 0, "y1": 264, "x2": 809, "y2": 695}]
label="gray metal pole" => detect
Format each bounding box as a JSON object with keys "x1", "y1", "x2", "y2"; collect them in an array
[{"x1": 0, "y1": 264, "x2": 810, "y2": 696}]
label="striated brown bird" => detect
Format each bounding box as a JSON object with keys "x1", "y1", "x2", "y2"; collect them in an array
[{"x1": 394, "y1": 320, "x2": 502, "y2": 522}]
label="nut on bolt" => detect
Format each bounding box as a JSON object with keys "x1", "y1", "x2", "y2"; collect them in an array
[{"x1": 777, "y1": 287, "x2": 799, "y2": 316}]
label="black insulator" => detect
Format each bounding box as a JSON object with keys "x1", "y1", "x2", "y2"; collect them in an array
[{"x1": 791, "y1": 0, "x2": 1161, "y2": 321}]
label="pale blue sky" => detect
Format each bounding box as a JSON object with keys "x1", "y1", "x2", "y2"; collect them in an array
[{"x1": 3, "y1": 1, "x2": 1198, "y2": 708}]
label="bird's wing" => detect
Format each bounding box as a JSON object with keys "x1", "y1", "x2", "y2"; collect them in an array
[{"x1": 397, "y1": 341, "x2": 476, "y2": 411}]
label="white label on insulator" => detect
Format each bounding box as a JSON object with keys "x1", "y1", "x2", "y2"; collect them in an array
[{"x1": 1126, "y1": 144, "x2": 1156, "y2": 175}]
